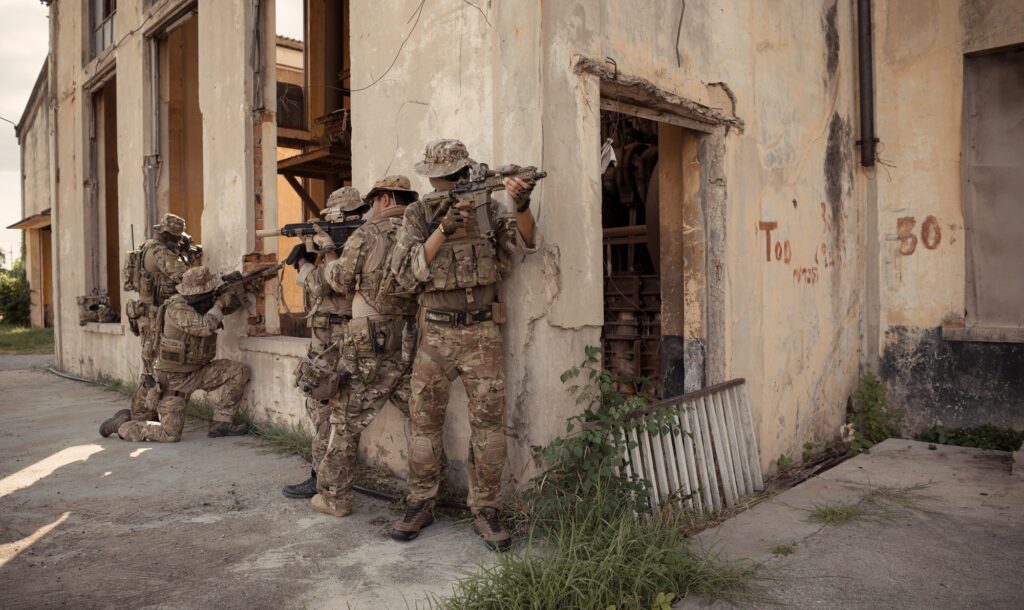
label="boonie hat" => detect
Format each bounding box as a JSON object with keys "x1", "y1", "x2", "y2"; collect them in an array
[
  {"x1": 364, "y1": 175, "x2": 419, "y2": 202},
  {"x1": 413, "y1": 139, "x2": 475, "y2": 178},
  {"x1": 177, "y1": 266, "x2": 223, "y2": 296},
  {"x1": 153, "y1": 213, "x2": 186, "y2": 237}
]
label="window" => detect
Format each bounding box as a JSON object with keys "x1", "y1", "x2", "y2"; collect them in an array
[
  {"x1": 91, "y1": 0, "x2": 116, "y2": 58},
  {"x1": 88, "y1": 76, "x2": 120, "y2": 315},
  {"x1": 276, "y1": 82, "x2": 305, "y2": 130},
  {"x1": 962, "y1": 47, "x2": 1024, "y2": 333}
]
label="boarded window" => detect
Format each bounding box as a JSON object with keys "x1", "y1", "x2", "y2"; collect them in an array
[{"x1": 963, "y1": 47, "x2": 1024, "y2": 329}]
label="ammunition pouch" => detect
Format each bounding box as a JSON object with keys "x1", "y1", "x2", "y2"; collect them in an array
[
  {"x1": 125, "y1": 299, "x2": 147, "y2": 336},
  {"x1": 347, "y1": 316, "x2": 406, "y2": 356},
  {"x1": 308, "y1": 312, "x2": 351, "y2": 330},
  {"x1": 293, "y1": 349, "x2": 343, "y2": 401},
  {"x1": 158, "y1": 337, "x2": 187, "y2": 366}
]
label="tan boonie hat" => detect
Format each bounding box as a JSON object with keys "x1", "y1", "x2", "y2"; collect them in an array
[
  {"x1": 177, "y1": 266, "x2": 222, "y2": 296},
  {"x1": 414, "y1": 139, "x2": 475, "y2": 178},
  {"x1": 153, "y1": 213, "x2": 186, "y2": 237},
  {"x1": 325, "y1": 187, "x2": 366, "y2": 213},
  {"x1": 365, "y1": 175, "x2": 419, "y2": 201}
]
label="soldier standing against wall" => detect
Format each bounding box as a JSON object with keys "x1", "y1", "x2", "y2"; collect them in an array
[
  {"x1": 103, "y1": 266, "x2": 250, "y2": 442},
  {"x1": 388, "y1": 140, "x2": 539, "y2": 551},
  {"x1": 101, "y1": 213, "x2": 196, "y2": 438},
  {"x1": 282, "y1": 188, "x2": 368, "y2": 500},
  {"x1": 304, "y1": 176, "x2": 421, "y2": 517}
]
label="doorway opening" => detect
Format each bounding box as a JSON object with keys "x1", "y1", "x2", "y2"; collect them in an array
[{"x1": 601, "y1": 107, "x2": 705, "y2": 397}]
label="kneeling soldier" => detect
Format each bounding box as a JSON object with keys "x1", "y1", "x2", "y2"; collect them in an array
[
  {"x1": 305, "y1": 175, "x2": 421, "y2": 517},
  {"x1": 103, "y1": 266, "x2": 251, "y2": 442}
]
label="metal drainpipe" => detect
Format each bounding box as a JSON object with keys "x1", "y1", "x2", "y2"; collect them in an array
[{"x1": 857, "y1": 0, "x2": 877, "y2": 166}]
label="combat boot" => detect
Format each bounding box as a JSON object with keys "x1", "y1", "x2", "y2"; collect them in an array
[
  {"x1": 472, "y1": 507, "x2": 512, "y2": 552},
  {"x1": 207, "y1": 421, "x2": 248, "y2": 438},
  {"x1": 99, "y1": 409, "x2": 131, "y2": 438},
  {"x1": 390, "y1": 498, "x2": 435, "y2": 542},
  {"x1": 282, "y1": 469, "x2": 318, "y2": 499},
  {"x1": 311, "y1": 493, "x2": 352, "y2": 517}
]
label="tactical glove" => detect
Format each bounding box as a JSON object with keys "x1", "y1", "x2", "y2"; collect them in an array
[
  {"x1": 311, "y1": 224, "x2": 335, "y2": 251},
  {"x1": 439, "y1": 204, "x2": 465, "y2": 236},
  {"x1": 285, "y1": 243, "x2": 318, "y2": 270}
]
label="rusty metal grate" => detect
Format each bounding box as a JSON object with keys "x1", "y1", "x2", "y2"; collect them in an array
[{"x1": 617, "y1": 378, "x2": 763, "y2": 514}]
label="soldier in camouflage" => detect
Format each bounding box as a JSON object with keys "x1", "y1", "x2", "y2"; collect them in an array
[
  {"x1": 389, "y1": 139, "x2": 539, "y2": 550},
  {"x1": 100, "y1": 213, "x2": 196, "y2": 437},
  {"x1": 305, "y1": 175, "x2": 421, "y2": 517},
  {"x1": 281, "y1": 187, "x2": 368, "y2": 500},
  {"x1": 103, "y1": 266, "x2": 250, "y2": 442}
]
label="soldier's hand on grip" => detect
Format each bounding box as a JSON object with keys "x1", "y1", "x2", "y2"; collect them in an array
[
  {"x1": 439, "y1": 203, "x2": 467, "y2": 236},
  {"x1": 285, "y1": 242, "x2": 317, "y2": 270},
  {"x1": 311, "y1": 223, "x2": 335, "y2": 251}
]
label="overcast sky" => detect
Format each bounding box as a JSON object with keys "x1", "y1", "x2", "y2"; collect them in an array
[{"x1": 0, "y1": 1, "x2": 48, "y2": 267}]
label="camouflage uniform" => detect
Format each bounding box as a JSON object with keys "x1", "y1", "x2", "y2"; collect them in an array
[
  {"x1": 312, "y1": 177, "x2": 421, "y2": 513},
  {"x1": 118, "y1": 267, "x2": 250, "y2": 443},
  {"x1": 391, "y1": 145, "x2": 539, "y2": 511},
  {"x1": 126, "y1": 214, "x2": 192, "y2": 422}
]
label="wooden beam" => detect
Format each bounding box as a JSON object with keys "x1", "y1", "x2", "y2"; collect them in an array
[{"x1": 284, "y1": 174, "x2": 321, "y2": 218}]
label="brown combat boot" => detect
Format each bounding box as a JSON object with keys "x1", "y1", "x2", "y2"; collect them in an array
[
  {"x1": 207, "y1": 421, "x2": 248, "y2": 438},
  {"x1": 390, "y1": 498, "x2": 435, "y2": 542},
  {"x1": 99, "y1": 409, "x2": 131, "y2": 438},
  {"x1": 311, "y1": 493, "x2": 352, "y2": 518},
  {"x1": 472, "y1": 507, "x2": 512, "y2": 552}
]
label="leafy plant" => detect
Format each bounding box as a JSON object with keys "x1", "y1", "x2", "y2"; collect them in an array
[
  {"x1": 916, "y1": 424, "x2": 1024, "y2": 452},
  {"x1": 845, "y1": 373, "x2": 902, "y2": 453},
  {"x1": 0, "y1": 254, "x2": 31, "y2": 327},
  {"x1": 526, "y1": 345, "x2": 675, "y2": 524},
  {"x1": 801, "y1": 442, "x2": 818, "y2": 463},
  {"x1": 776, "y1": 454, "x2": 793, "y2": 470}
]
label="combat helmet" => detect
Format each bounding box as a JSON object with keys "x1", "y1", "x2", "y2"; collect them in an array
[
  {"x1": 364, "y1": 175, "x2": 419, "y2": 202},
  {"x1": 177, "y1": 266, "x2": 222, "y2": 296},
  {"x1": 414, "y1": 139, "x2": 476, "y2": 178},
  {"x1": 322, "y1": 187, "x2": 367, "y2": 221},
  {"x1": 153, "y1": 213, "x2": 186, "y2": 237}
]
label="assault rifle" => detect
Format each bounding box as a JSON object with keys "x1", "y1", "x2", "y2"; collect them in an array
[
  {"x1": 256, "y1": 220, "x2": 363, "y2": 248},
  {"x1": 422, "y1": 164, "x2": 547, "y2": 236},
  {"x1": 179, "y1": 233, "x2": 203, "y2": 265},
  {"x1": 187, "y1": 264, "x2": 283, "y2": 311}
]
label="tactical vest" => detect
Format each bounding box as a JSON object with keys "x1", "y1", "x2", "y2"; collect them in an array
[
  {"x1": 136, "y1": 240, "x2": 184, "y2": 305},
  {"x1": 361, "y1": 208, "x2": 418, "y2": 316},
  {"x1": 155, "y1": 295, "x2": 218, "y2": 373},
  {"x1": 423, "y1": 209, "x2": 504, "y2": 294}
]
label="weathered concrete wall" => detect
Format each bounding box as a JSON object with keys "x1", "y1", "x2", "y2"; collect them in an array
[
  {"x1": 350, "y1": 0, "x2": 865, "y2": 476},
  {"x1": 871, "y1": 0, "x2": 1024, "y2": 430}
]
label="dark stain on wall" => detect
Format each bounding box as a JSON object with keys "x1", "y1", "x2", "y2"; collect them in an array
[
  {"x1": 824, "y1": 112, "x2": 851, "y2": 239},
  {"x1": 880, "y1": 326, "x2": 1024, "y2": 431},
  {"x1": 823, "y1": 1, "x2": 840, "y2": 81}
]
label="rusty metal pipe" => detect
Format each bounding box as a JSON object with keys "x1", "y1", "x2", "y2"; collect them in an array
[{"x1": 857, "y1": 0, "x2": 876, "y2": 166}]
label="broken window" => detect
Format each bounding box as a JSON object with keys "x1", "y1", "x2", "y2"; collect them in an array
[
  {"x1": 601, "y1": 108, "x2": 705, "y2": 397},
  {"x1": 273, "y1": 0, "x2": 354, "y2": 337},
  {"x1": 90, "y1": 0, "x2": 116, "y2": 58},
  {"x1": 88, "y1": 75, "x2": 121, "y2": 316},
  {"x1": 962, "y1": 46, "x2": 1024, "y2": 332}
]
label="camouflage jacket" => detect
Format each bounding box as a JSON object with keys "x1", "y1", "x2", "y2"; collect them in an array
[
  {"x1": 155, "y1": 294, "x2": 223, "y2": 373},
  {"x1": 140, "y1": 238, "x2": 191, "y2": 305},
  {"x1": 318, "y1": 205, "x2": 417, "y2": 317},
  {"x1": 390, "y1": 197, "x2": 538, "y2": 295}
]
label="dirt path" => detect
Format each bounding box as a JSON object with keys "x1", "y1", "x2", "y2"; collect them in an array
[{"x1": 0, "y1": 367, "x2": 489, "y2": 609}]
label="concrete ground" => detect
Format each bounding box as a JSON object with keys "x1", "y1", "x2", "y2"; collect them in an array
[
  {"x1": 682, "y1": 439, "x2": 1024, "y2": 609},
  {"x1": 0, "y1": 359, "x2": 489, "y2": 609}
]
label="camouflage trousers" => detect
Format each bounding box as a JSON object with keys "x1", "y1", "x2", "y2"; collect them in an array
[
  {"x1": 307, "y1": 328, "x2": 345, "y2": 470},
  {"x1": 118, "y1": 359, "x2": 250, "y2": 443},
  {"x1": 407, "y1": 319, "x2": 506, "y2": 510},
  {"x1": 129, "y1": 306, "x2": 161, "y2": 421},
  {"x1": 316, "y1": 338, "x2": 413, "y2": 505}
]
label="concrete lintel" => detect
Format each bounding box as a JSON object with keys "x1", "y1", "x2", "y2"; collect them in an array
[
  {"x1": 942, "y1": 324, "x2": 1024, "y2": 344},
  {"x1": 573, "y1": 55, "x2": 744, "y2": 133}
]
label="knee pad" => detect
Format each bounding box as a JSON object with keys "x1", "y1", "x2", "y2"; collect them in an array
[
  {"x1": 482, "y1": 429, "x2": 506, "y2": 467},
  {"x1": 409, "y1": 436, "x2": 436, "y2": 475}
]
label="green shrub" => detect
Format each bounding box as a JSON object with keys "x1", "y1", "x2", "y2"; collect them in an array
[
  {"x1": 0, "y1": 258, "x2": 31, "y2": 327},
  {"x1": 846, "y1": 373, "x2": 902, "y2": 453},
  {"x1": 916, "y1": 424, "x2": 1024, "y2": 452}
]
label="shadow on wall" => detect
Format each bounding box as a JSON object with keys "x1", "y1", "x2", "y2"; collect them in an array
[{"x1": 881, "y1": 326, "x2": 1024, "y2": 432}]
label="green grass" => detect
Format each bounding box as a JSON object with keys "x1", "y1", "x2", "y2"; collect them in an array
[
  {"x1": 859, "y1": 483, "x2": 934, "y2": 512},
  {"x1": 916, "y1": 424, "x2": 1024, "y2": 452},
  {"x1": 429, "y1": 487, "x2": 762, "y2": 609},
  {"x1": 0, "y1": 324, "x2": 54, "y2": 354},
  {"x1": 805, "y1": 501, "x2": 870, "y2": 525},
  {"x1": 770, "y1": 543, "x2": 795, "y2": 557}
]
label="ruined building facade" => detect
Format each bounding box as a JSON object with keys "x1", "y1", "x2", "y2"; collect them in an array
[{"x1": 18, "y1": 0, "x2": 1024, "y2": 483}]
